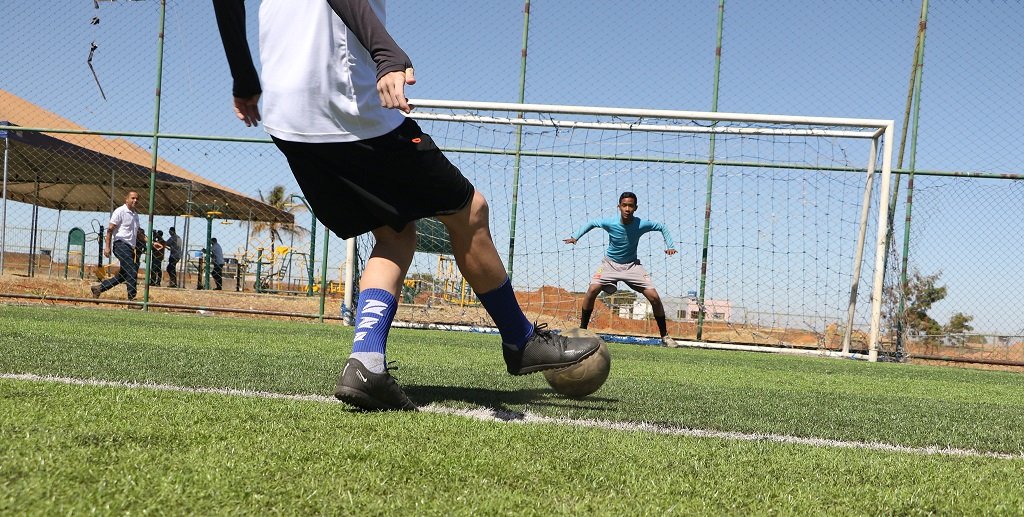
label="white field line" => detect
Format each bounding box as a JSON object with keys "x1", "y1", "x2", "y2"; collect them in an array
[{"x1": 4, "y1": 372, "x2": 1021, "y2": 461}]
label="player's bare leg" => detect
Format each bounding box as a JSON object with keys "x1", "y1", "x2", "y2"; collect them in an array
[
  {"x1": 640, "y1": 287, "x2": 678, "y2": 348},
  {"x1": 334, "y1": 224, "x2": 417, "y2": 411},
  {"x1": 579, "y1": 283, "x2": 603, "y2": 328},
  {"x1": 360, "y1": 224, "x2": 417, "y2": 295},
  {"x1": 438, "y1": 191, "x2": 600, "y2": 374},
  {"x1": 435, "y1": 191, "x2": 506, "y2": 292}
]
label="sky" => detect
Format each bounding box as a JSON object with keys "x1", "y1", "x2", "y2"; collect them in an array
[{"x1": 1, "y1": 0, "x2": 1023, "y2": 335}]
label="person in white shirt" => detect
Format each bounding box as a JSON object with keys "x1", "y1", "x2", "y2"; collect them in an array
[{"x1": 91, "y1": 191, "x2": 161, "y2": 301}]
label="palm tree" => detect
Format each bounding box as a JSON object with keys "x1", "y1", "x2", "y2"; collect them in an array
[{"x1": 251, "y1": 185, "x2": 308, "y2": 284}]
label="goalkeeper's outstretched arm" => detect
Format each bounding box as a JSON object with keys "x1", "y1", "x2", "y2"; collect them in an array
[
  {"x1": 564, "y1": 220, "x2": 602, "y2": 245},
  {"x1": 643, "y1": 220, "x2": 677, "y2": 255}
]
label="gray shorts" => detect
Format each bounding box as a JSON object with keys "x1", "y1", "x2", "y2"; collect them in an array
[{"x1": 589, "y1": 256, "x2": 655, "y2": 293}]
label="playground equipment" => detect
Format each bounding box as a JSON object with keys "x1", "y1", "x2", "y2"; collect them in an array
[
  {"x1": 288, "y1": 194, "x2": 317, "y2": 297},
  {"x1": 63, "y1": 220, "x2": 106, "y2": 280},
  {"x1": 253, "y1": 246, "x2": 313, "y2": 295},
  {"x1": 436, "y1": 255, "x2": 475, "y2": 306},
  {"x1": 312, "y1": 280, "x2": 344, "y2": 295},
  {"x1": 64, "y1": 227, "x2": 86, "y2": 279}
]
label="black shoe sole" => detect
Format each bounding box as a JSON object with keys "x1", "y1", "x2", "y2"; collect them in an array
[{"x1": 334, "y1": 386, "x2": 417, "y2": 412}]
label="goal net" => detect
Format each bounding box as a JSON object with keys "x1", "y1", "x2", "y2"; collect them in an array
[{"x1": 352, "y1": 100, "x2": 894, "y2": 359}]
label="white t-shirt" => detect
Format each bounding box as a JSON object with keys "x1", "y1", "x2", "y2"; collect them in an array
[
  {"x1": 258, "y1": 0, "x2": 405, "y2": 143},
  {"x1": 109, "y1": 204, "x2": 140, "y2": 245}
]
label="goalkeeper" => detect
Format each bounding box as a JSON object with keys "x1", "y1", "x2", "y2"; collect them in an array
[{"x1": 564, "y1": 192, "x2": 679, "y2": 347}]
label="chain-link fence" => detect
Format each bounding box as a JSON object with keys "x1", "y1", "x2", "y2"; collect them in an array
[{"x1": 1, "y1": 1, "x2": 1022, "y2": 365}]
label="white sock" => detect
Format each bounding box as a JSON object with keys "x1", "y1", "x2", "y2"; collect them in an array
[{"x1": 350, "y1": 352, "x2": 386, "y2": 374}]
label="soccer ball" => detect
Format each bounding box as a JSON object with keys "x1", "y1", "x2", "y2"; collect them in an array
[{"x1": 543, "y1": 328, "x2": 611, "y2": 398}]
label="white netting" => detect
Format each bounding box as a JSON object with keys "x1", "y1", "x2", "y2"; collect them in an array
[{"x1": 355, "y1": 102, "x2": 890, "y2": 351}]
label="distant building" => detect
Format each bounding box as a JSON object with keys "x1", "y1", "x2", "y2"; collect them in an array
[
  {"x1": 618, "y1": 295, "x2": 732, "y2": 322},
  {"x1": 617, "y1": 297, "x2": 652, "y2": 321}
]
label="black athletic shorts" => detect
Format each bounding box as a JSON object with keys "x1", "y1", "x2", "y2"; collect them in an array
[{"x1": 272, "y1": 118, "x2": 475, "y2": 239}]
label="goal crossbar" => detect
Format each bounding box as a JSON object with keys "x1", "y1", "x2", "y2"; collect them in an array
[
  {"x1": 408, "y1": 99, "x2": 893, "y2": 131},
  {"x1": 410, "y1": 113, "x2": 878, "y2": 139}
]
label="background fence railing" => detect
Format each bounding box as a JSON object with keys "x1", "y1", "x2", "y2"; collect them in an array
[{"x1": 2, "y1": 1, "x2": 1022, "y2": 365}]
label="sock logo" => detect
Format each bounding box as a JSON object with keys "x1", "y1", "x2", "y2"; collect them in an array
[
  {"x1": 357, "y1": 316, "x2": 380, "y2": 330},
  {"x1": 350, "y1": 296, "x2": 389, "y2": 343},
  {"x1": 354, "y1": 317, "x2": 380, "y2": 343},
  {"x1": 353, "y1": 299, "x2": 389, "y2": 342},
  {"x1": 362, "y1": 300, "x2": 388, "y2": 317}
]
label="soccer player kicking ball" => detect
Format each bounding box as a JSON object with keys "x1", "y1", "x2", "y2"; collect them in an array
[
  {"x1": 213, "y1": 0, "x2": 599, "y2": 411},
  {"x1": 564, "y1": 192, "x2": 680, "y2": 348}
]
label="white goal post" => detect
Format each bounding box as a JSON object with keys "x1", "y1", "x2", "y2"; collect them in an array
[{"x1": 342, "y1": 99, "x2": 894, "y2": 362}]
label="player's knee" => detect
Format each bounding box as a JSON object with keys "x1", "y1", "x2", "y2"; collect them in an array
[
  {"x1": 441, "y1": 191, "x2": 489, "y2": 232},
  {"x1": 374, "y1": 224, "x2": 417, "y2": 253},
  {"x1": 468, "y1": 191, "x2": 490, "y2": 227},
  {"x1": 397, "y1": 224, "x2": 418, "y2": 251}
]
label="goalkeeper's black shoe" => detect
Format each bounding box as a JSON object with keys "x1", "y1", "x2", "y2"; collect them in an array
[
  {"x1": 503, "y1": 323, "x2": 601, "y2": 376},
  {"x1": 334, "y1": 358, "x2": 417, "y2": 412}
]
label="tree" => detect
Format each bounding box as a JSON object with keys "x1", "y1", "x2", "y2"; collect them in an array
[
  {"x1": 885, "y1": 269, "x2": 979, "y2": 347},
  {"x1": 251, "y1": 185, "x2": 308, "y2": 273},
  {"x1": 944, "y1": 312, "x2": 986, "y2": 346},
  {"x1": 901, "y1": 270, "x2": 946, "y2": 339},
  {"x1": 945, "y1": 312, "x2": 974, "y2": 334}
]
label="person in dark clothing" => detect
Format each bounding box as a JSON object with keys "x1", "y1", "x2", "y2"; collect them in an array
[
  {"x1": 210, "y1": 237, "x2": 225, "y2": 290},
  {"x1": 165, "y1": 227, "x2": 182, "y2": 287},
  {"x1": 149, "y1": 230, "x2": 166, "y2": 286}
]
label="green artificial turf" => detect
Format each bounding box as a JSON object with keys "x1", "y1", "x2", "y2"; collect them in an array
[{"x1": 2, "y1": 304, "x2": 1023, "y2": 514}]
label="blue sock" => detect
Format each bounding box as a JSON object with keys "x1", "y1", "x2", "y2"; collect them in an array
[
  {"x1": 476, "y1": 277, "x2": 534, "y2": 349},
  {"x1": 350, "y1": 288, "x2": 397, "y2": 373}
]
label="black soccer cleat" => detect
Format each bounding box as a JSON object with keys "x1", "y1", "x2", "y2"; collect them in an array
[
  {"x1": 503, "y1": 323, "x2": 601, "y2": 376},
  {"x1": 333, "y1": 358, "x2": 417, "y2": 412}
]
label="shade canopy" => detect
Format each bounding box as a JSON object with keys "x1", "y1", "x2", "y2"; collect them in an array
[{"x1": 0, "y1": 89, "x2": 292, "y2": 225}]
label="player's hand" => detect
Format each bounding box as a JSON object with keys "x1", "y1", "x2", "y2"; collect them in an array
[
  {"x1": 665, "y1": 248, "x2": 677, "y2": 256},
  {"x1": 103, "y1": 247, "x2": 111, "y2": 258},
  {"x1": 377, "y1": 67, "x2": 415, "y2": 113},
  {"x1": 563, "y1": 237, "x2": 577, "y2": 245},
  {"x1": 233, "y1": 94, "x2": 262, "y2": 127},
  {"x1": 153, "y1": 242, "x2": 164, "y2": 250}
]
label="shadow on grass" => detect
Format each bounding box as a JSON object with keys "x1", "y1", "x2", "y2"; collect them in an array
[{"x1": 403, "y1": 383, "x2": 619, "y2": 420}]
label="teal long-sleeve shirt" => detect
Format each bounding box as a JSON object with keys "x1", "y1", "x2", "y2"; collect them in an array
[{"x1": 572, "y1": 217, "x2": 675, "y2": 263}]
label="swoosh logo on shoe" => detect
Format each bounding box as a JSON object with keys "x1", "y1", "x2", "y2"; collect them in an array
[{"x1": 356, "y1": 370, "x2": 368, "y2": 383}]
